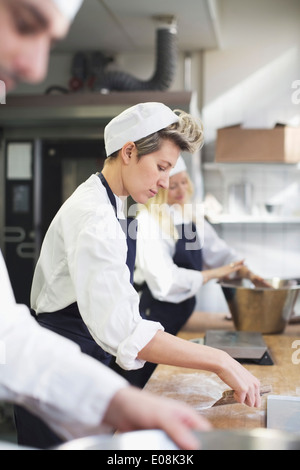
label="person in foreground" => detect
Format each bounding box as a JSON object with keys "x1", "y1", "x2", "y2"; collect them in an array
[
  {"x1": 0, "y1": 0, "x2": 211, "y2": 450},
  {"x1": 15, "y1": 100, "x2": 261, "y2": 448},
  {"x1": 1, "y1": 251, "x2": 211, "y2": 450}
]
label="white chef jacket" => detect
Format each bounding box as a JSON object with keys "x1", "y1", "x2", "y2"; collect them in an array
[
  {"x1": 0, "y1": 251, "x2": 129, "y2": 442},
  {"x1": 134, "y1": 205, "x2": 240, "y2": 303},
  {"x1": 31, "y1": 174, "x2": 163, "y2": 370}
]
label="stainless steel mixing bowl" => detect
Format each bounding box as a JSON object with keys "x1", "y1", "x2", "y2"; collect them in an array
[
  {"x1": 55, "y1": 428, "x2": 300, "y2": 450},
  {"x1": 220, "y1": 278, "x2": 300, "y2": 334}
]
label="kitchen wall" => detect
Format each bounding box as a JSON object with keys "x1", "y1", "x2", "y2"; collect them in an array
[
  {"x1": 202, "y1": 0, "x2": 300, "y2": 154},
  {"x1": 197, "y1": 0, "x2": 300, "y2": 313},
  {"x1": 11, "y1": 0, "x2": 300, "y2": 313}
]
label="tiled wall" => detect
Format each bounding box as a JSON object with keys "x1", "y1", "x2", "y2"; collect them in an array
[
  {"x1": 195, "y1": 162, "x2": 300, "y2": 313},
  {"x1": 202, "y1": 162, "x2": 300, "y2": 277}
]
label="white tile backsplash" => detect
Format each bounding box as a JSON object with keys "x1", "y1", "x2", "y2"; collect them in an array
[
  {"x1": 203, "y1": 163, "x2": 300, "y2": 216},
  {"x1": 197, "y1": 163, "x2": 300, "y2": 312}
]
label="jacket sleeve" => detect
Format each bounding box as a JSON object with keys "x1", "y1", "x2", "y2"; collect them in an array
[
  {"x1": 65, "y1": 205, "x2": 164, "y2": 370},
  {"x1": 0, "y1": 252, "x2": 129, "y2": 442},
  {"x1": 134, "y1": 211, "x2": 203, "y2": 303}
]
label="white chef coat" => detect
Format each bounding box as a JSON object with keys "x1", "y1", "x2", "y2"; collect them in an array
[
  {"x1": 31, "y1": 174, "x2": 163, "y2": 370},
  {"x1": 0, "y1": 251, "x2": 129, "y2": 442},
  {"x1": 134, "y1": 205, "x2": 240, "y2": 303}
]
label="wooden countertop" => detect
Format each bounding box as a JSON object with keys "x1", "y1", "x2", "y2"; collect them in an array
[{"x1": 145, "y1": 312, "x2": 300, "y2": 430}]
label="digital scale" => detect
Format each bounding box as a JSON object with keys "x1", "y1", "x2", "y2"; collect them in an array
[{"x1": 201, "y1": 330, "x2": 274, "y2": 365}]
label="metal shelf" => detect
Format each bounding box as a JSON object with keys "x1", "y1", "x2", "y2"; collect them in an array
[
  {"x1": 206, "y1": 214, "x2": 300, "y2": 224},
  {"x1": 203, "y1": 162, "x2": 300, "y2": 169},
  {"x1": 0, "y1": 91, "x2": 192, "y2": 128}
]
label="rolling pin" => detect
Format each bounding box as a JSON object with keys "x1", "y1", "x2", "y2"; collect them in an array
[{"x1": 212, "y1": 384, "x2": 272, "y2": 407}]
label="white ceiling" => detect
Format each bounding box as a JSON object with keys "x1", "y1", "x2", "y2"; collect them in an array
[{"x1": 55, "y1": 0, "x2": 221, "y2": 54}]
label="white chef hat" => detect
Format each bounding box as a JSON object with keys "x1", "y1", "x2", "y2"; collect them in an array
[
  {"x1": 170, "y1": 155, "x2": 187, "y2": 177},
  {"x1": 104, "y1": 102, "x2": 179, "y2": 157},
  {"x1": 51, "y1": 0, "x2": 84, "y2": 21}
]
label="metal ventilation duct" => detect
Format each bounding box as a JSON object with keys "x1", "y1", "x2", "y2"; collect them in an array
[{"x1": 93, "y1": 17, "x2": 178, "y2": 92}]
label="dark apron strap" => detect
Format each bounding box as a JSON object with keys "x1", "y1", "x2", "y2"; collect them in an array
[
  {"x1": 98, "y1": 172, "x2": 137, "y2": 284},
  {"x1": 98, "y1": 172, "x2": 118, "y2": 214}
]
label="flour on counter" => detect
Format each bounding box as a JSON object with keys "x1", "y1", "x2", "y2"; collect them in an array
[{"x1": 145, "y1": 371, "x2": 226, "y2": 409}]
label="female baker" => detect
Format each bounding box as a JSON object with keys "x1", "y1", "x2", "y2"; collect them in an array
[
  {"x1": 15, "y1": 103, "x2": 261, "y2": 448},
  {"x1": 119, "y1": 155, "x2": 270, "y2": 387}
]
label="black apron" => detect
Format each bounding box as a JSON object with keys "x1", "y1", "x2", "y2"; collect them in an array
[
  {"x1": 14, "y1": 173, "x2": 137, "y2": 449},
  {"x1": 110, "y1": 221, "x2": 203, "y2": 388}
]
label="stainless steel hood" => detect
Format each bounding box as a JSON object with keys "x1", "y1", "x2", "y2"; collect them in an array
[{"x1": 0, "y1": 91, "x2": 192, "y2": 128}]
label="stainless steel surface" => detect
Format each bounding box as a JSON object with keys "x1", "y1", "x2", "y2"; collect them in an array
[
  {"x1": 0, "y1": 442, "x2": 34, "y2": 450},
  {"x1": 205, "y1": 330, "x2": 268, "y2": 359},
  {"x1": 220, "y1": 278, "x2": 300, "y2": 334},
  {"x1": 0, "y1": 91, "x2": 192, "y2": 128},
  {"x1": 55, "y1": 430, "x2": 179, "y2": 450},
  {"x1": 195, "y1": 429, "x2": 300, "y2": 450},
  {"x1": 267, "y1": 395, "x2": 300, "y2": 433}
]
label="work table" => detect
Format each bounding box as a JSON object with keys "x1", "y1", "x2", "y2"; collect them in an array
[{"x1": 145, "y1": 312, "x2": 300, "y2": 430}]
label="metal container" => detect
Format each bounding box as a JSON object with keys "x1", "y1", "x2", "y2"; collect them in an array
[
  {"x1": 55, "y1": 430, "x2": 179, "y2": 450},
  {"x1": 195, "y1": 429, "x2": 300, "y2": 450},
  {"x1": 220, "y1": 278, "x2": 300, "y2": 334},
  {"x1": 55, "y1": 428, "x2": 300, "y2": 450}
]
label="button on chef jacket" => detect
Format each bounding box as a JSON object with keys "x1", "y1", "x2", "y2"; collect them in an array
[
  {"x1": 31, "y1": 174, "x2": 163, "y2": 371},
  {"x1": 0, "y1": 251, "x2": 129, "y2": 442}
]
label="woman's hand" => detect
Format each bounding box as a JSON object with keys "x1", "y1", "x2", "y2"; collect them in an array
[
  {"x1": 249, "y1": 274, "x2": 273, "y2": 288},
  {"x1": 236, "y1": 266, "x2": 273, "y2": 288},
  {"x1": 202, "y1": 259, "x2": 245, "y2": 284},
  {"x1": 213, "y1": 349, "x2": 261, "y2": 407},
  {"x1": 138, "y1": 331, "x2": 261, "y2": 410},
  {"x1": 103, "y1": 386, "x2": 212, "y2": 450}
]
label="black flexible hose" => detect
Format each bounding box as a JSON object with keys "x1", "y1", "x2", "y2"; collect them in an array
[{"x1": 95, "y1": 27, "x2": 177, "y2": 92}]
